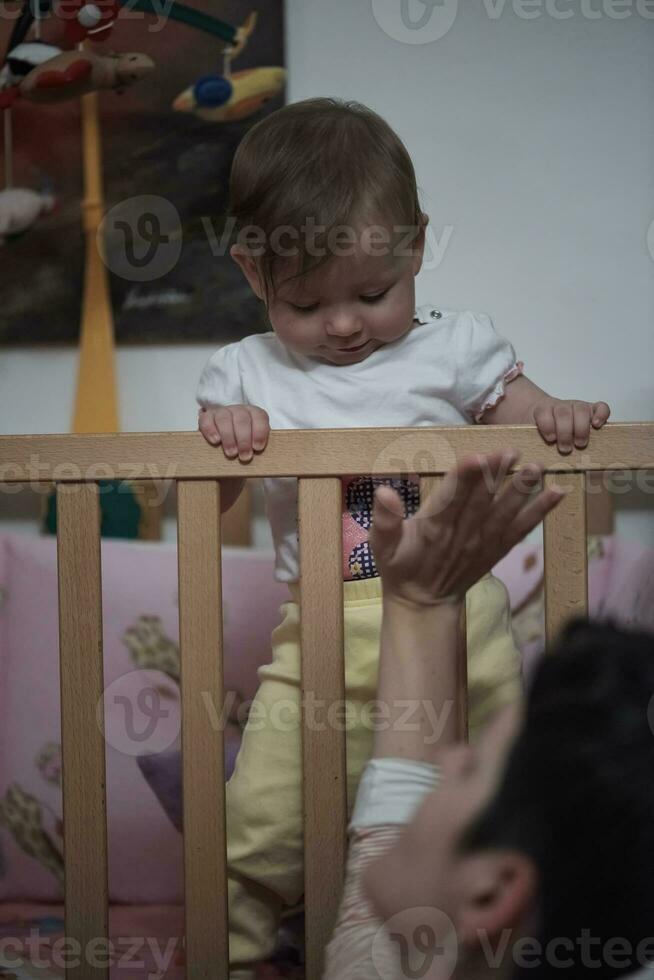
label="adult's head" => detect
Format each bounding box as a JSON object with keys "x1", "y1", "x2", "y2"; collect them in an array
[{"x1": 365, "y1": 619, "x2": 654, "y2": 980}]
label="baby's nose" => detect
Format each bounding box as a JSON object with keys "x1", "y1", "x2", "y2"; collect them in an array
[{"x1": 325, "y1": 312, "x2": 362, "y2": 337}]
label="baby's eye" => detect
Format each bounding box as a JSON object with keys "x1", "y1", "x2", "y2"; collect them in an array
[
  {"x1": 360, "y1": 288, "x2": 390, "y2": 304},
  {"x1": 290, "y1": 302, "x2": 319, "y2": 313}
]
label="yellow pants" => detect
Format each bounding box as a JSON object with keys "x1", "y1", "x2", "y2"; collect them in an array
[{"x1": 226, "y1": 573, "x2": 521, "y2": 978}]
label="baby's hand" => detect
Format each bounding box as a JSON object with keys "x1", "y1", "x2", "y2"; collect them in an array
[
  {"x1": 531, "y1": 398, "x2": 610, "y2": 454},
  {"x1": 198, "y1": 404, "x2": 270, "y2": 462}
]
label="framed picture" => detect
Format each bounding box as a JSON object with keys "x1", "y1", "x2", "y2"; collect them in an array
[{"x1": 0, "y1": 0, "x2": 285, "y2": 345}]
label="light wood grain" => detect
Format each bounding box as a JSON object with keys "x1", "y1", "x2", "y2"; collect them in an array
[
  {"x1": 298, "y1": 478, "x2": 347, "y2": 980},
  {"x1": 56, "y1": 483, "x2": 109, "y2": 980},
  {"x1": 543, "y1": 472, "x2": 589, "y2": 645},
  {"x1": 586, "y1": 471, "x2": 614, "y2": 535},
  {"x1": 177, "y1": 481, "x2": 228, "y2": 979},
  {"x1": 222, "y1": 479, "x2": 252, "y2": 547},
  {"x1": 2, "y1": 423, "x2": 652, "y2": 483}
]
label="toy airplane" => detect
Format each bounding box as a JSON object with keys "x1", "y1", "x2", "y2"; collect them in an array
[
  {"x1": 0, "y1": 40, "x2": 62, "y2": 88},
  {"x1": 0, "y1": 48, "x2": 154, "y2": 106},
  {"x1": 172, "y1": 66, "x2": 286, "y2": 122}
]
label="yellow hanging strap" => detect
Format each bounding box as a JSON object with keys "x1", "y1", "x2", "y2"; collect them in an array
[{"x1": 72, "y1": 87, "x2": 119, "y2": 433}]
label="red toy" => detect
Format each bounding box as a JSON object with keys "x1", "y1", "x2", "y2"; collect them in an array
[{"x1": 56, "y1": 0, "x2": 120, "y2": 44}]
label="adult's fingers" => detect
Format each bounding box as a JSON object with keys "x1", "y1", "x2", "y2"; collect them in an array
[
  {"x1": 370, "y1": 486, "x2": 405, "y2": 568},
  {"x1": 448, "y1": 451, "x2": 519, "y2": 551},
  {"x1": 418, "y1": 452, "x2": 514, "y2": 534},
  {"x1": 482, "y1": 462, "x2": 544, "y2": 541},
  {"x1": 502, "y1": 483, "x2": 565, "y2": 551}
]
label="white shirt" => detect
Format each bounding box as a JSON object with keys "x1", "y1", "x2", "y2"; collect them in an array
[{"x1": 196, "y1": 305, "x2": 522, "y2": 583}]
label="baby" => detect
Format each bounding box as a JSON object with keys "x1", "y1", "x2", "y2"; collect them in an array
[{"x1": 196, "y1": 97, "x2": 610, "y2": 979}]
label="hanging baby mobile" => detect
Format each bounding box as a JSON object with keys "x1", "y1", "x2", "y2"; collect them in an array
[{"x1": 0, "y1": 0, "x2": 286, "y2": 243}]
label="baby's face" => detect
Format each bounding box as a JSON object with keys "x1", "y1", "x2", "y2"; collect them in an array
[{"x1": 233, "y1": 227, "x2": 425, "y2": 365}]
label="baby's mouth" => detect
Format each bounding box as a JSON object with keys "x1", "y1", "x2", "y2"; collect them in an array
[{"x1": 336, "y1": 340, "x2": 369, "y2": 353}]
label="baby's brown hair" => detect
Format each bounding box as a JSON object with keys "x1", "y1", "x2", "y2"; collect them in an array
[{"x1": 228, "y1": 97, "x2": 424, "y2": 303}]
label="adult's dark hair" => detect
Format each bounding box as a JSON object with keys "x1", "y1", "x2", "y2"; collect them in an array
[{"x1": 459, "y1": 619, "x2": 654, "y2": 979}]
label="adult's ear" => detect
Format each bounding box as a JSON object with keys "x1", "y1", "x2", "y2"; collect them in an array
[
  {"x1": 230, "y1": 243, "x2": 265, "y2": 300},
  {"x1": 454, "y1": 850, "x2": 538, "y2": 949}
]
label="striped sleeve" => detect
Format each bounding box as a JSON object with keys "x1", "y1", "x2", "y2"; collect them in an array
[
  {"x1": 323, "y1": 825, "x2": 405, "y2": 979},
  {"x1": 322, "y1": 758, "x2": 441, "y2": 979}
]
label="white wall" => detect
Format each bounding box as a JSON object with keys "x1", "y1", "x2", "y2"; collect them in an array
[{"x1": 2, "y1": 0, "x2": 653, "y2": 542}]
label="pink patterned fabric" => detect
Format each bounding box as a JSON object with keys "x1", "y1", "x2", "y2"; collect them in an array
[
  {"x1": 0, "y1": 902, "x2": 186, "y2": 979},
  {"x1": 493, "y1": 535, "x2": 654, "y2": 681},
  {"x1": 0, "y1": 533, "x2": 288, "y2": 903},
  {"x1": 0, "y1": 900, "x2": 305, "y2": 978},
  {"x1": 341, "y1": 476, "x2": 420, "y2": 581}
]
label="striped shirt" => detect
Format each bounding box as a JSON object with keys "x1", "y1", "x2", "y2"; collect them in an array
[{"x1": 323, "y1": 758, "x2": 441, "y2": 979}]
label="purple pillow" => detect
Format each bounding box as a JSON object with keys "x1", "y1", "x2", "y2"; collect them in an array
[{"x1": 137, "y1": 730, "x2": 242, "y2": 833}]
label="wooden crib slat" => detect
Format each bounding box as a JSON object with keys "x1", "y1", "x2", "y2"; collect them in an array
[
  {"x1": 298, "y1": 477, "x2": 347, "y2": 980},
  {"x1": 56, "y1": 483, "x2": 108, "y2": 980},
  {"x1": 420, "y1": 476, "x2": 469, "y2": 742},
  {"x1": 177, "y1": 481, "x2": 228, "y2": 980},
  {"x1": 543, "y1": 472, "x2": 588, "y2": 645}
]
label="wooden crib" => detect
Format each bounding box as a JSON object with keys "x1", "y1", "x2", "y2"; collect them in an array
[{"x1": 1, "y1": 422, "x2": 652, "y2": 980}]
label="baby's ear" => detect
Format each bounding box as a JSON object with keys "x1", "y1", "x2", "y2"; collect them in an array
[
  {"x1": 230, "y1": 244, "x2": 265, "y2": 300},
  {"x1": 411, "y1": 214, "x2": 429, "y2": 274}
]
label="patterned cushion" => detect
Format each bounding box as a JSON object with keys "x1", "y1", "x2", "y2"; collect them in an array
[{"x1": 0, "y1": 532, "x2": 287, "y2": 902}]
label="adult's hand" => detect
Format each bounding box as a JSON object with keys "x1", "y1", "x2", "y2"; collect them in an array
[{"x1": 369, "y1": 450, "x2": 563, "y2": 607}]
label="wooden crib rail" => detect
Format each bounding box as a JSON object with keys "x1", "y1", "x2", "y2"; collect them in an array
[
  {"x1": 1, "y1": 422, "x2": 652, "y2": 482},
  {"x1": 1, "y1": 422, "x2": 652, "y2": 980}
]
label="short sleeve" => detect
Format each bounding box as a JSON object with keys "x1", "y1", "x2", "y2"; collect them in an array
[
  {"x1": 454, "y1": 311, "x2": 524, "y2": 422},
  {"x1": 196, "y1": 342, "x2": 245, "y2": 409}
]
